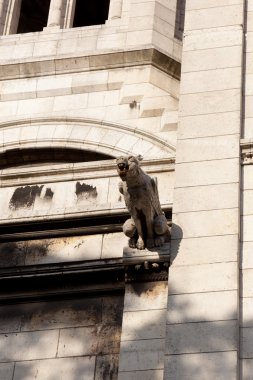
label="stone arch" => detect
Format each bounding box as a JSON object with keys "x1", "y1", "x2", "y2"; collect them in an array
[{"x1": 0, "y1": 117, "x2": 175, "y2": 161}]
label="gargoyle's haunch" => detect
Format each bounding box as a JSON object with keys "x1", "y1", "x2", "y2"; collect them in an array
[{"x1": 116, "y1": 155, "x2": 170, "y2": 250}]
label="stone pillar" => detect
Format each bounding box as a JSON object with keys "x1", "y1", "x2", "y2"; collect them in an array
[
  {"x1": 63, "y1": 0, "x2": 76, "y2": 28},
  {"x1": 0, "y1": 0, "x2": 5, "y2": 34},
  {"x1": 118, "y1": 247, "x2": 169, "y2": 379},
  {"x1": 165, "y1": 1, "x2": 244, "y2": 379},
  {"x1": 108, "y1": 0, "x2": 123, "y2": 19},
  {"x1": 4, "y1": 0, "x2": 21, "y2": 35},
  {"x1": 47, "y1": 0, "x2": 64, "y2": 28}
]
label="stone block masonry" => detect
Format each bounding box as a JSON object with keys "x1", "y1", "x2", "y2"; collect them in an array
[
  {"x1": 0, "y1": 294, "x2": 124, "y2": 380},
  {"x1": 166, "y1": 1, "x2": 244, "y2": 379}
]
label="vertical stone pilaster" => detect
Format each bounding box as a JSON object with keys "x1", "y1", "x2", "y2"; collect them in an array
[
  {"x1": 118, "y1": 248, "x2": 169, "y2": 379},
  {"x1": 118, "y1": 282, "x2": 168, "y2": 380},
  {"x1": 63, "y1": 0, "x2": 76, "y2": 28},
  {"x1": 240, "y1": 3, "x2": 253, "y2": 378},
  {"x1": 0, "y1": 0, "x2": 5, "y2": 34},
  {"x1": 165, "y1": 1, "x2": 244, "y2": 379},
  {"x1": 108, "y1": 0, "x2": 123, "y2": 19},
  {"x1": 47, "y1": 0, "x2": 65, "y2": 28},
  {"x1": 3, "y1": 0, "x2": 21, "y2": 35}
]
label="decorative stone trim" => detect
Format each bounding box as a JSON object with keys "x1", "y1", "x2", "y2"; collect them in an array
[
  {"x1": 0, "y1": 157, "x2": 175, "y2": 187},
  {"x1": 0, "y1": 246, "x2": 171, "y2": 301},
  {"x1": 0, "y1": 48, "x2": 181, "y2": 81},
  {"x1": 123, "y1": 244, "x2": 170, "y2": 283},
  {"x1": 241, "y1": 139, "x2": 253, "y2": 165}
]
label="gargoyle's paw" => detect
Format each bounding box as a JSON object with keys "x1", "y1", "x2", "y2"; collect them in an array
[
  {"x1": 155, "y1": 237, "x2": 164, "y2": 247},
  {"x1": 151, "y1": 263, "x2": 159, "y2": 269},
  {"x1": 136, "y1": 238, "x2": 145, "y2": 250},
  {"x1": 146, "y1": 238, "x2": 155, "y2": 249},
  {"x1": 128, "y1": 238, "x2": 136, "y2": 248}
]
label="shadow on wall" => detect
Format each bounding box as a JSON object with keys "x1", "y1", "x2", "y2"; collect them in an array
[
  {"x1": 0, "y1": 294, "x2": 123, "y2": 380},
  {"x1": 164, "y1": 284, "x2": 239, "y2": 380},
  {"x1": 116, "y1": 279, "x2": 240, "y2": 380},
  {"x1": 0, "y1": 225, "x2": 244, "y2": 379}
]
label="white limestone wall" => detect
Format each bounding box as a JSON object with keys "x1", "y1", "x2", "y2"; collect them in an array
[
  {"x1": 244, "y1": 0, "x2": 253, "y2": 139},
  {"x1": 166, "y1": 1, "x2": 244, "y2": 379},
  {"x1": 241, "y1": 161, "x2": 253, "y2": 379},
  {"x1": 0, "y1": 0, "x2": 182, "y2": 62},
  {"x1": 0, "y1": 64, "x2": 179, "y2": 148},
  {"x1": 240, "y1": 3, "x2": 253, "y2": 378}
]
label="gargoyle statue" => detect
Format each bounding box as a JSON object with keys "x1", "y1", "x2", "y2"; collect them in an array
[{"x1": 116, "y1": 155, "x2": 170, "y2": 250}]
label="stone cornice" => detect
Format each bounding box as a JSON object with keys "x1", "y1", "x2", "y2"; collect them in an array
[
  {"x1": 0, "y1": 157, "x2": 175, "y2": 187},
  {"x1": 0, "y1": 48, "x2": 181, "y2": 81},
  {"x1": 0, "y1": 248, "x2": 170, "y2": 302}
]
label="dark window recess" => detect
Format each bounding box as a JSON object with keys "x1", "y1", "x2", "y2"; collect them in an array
[
  {"x1": 0, "y1": 148, "x2": 113, "y2": 169},
  {"x1": 174, "y1": 0, "x2": 186, "y2": 40},
  {"x1": 73, "y1": 0, "x2": 110, "y2": 28},
  {"x1": 17, "y1": 0, "x2": 50, "y2": 34}
]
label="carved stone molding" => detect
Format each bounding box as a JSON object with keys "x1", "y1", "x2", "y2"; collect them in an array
[
  {"x1": 0, "y1": 48, "x2": 181, "y2": 81},
  {"x1": 123, "y1": 244, "x2": 170, "y2": 283},
  {"x1": 0, "y1": 244, "x2": 171, "y2": 301},
  {"x1": 241, "y1": 139, "x2": 253, "y2": 165}
]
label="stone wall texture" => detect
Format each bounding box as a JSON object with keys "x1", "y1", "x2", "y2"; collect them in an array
[{"x1": 0, "y1": 0, "x2": 252, "y2": 379}]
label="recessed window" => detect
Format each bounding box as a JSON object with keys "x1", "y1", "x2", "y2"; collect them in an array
[
  {"x1": 17, "y1": 0, "x2": 50, "y2": 34},
  {"x1": 0, "y1": 148, "x2": 114, "y2": 169},
  {"x1": 73, "y1": 0, "x2": 110, "y2": 28}
]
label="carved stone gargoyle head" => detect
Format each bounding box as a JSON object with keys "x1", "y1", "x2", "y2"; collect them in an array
[{"x1": 116, "y1": 155, "x2": 142, "y2": 181}]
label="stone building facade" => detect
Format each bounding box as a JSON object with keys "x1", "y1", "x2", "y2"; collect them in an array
[{"x1": 0, "y1": 0, "x2": 252, "y2": 379}]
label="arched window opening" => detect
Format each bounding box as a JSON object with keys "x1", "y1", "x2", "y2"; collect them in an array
[
  {"x1": 17, "y1": 0, "x2": 50, "y2": 34},
  {"x1": 73, "y1": 0, "x2": 110, "y2": 28},
  {"x1": 0, "y1": 148, "x2": 114, "y2": 169}
]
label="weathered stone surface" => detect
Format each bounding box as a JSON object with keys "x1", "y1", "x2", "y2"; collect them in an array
[
  {"x1": 118, "y1": 369, "x2": 163, "y2": 380},
  {"x1": 0, "y1": 330, "x2": 59, "y2": 362},
  {"x1": 0, "y1": 241, "x2": 26, "y2": 267},
  {"x1": 168, "y1": 263, "x2": 237, "y2": 294},
  {"x1": 13, "y1": 357, "x2": 96, "y2": 380},
  {"x1": 21, "y1": 298, "x2": 102, "y2": 331},
  {"x1": 171, "y1": 235, "x2": 238, "y2": 266},
  {"x1": 164, "y1": 351, "x2": 237, "y2": 380},
  {"x1": 102, "y1": 295, "x2": 124, "y2": 325},
  {"x1": 0, "y1": 363, "x2": 14, "y2": 380},
  {"x1": 242, "y1": 358, "x2": 253, "y2": 380},
  {"x1": 124, "y1": 282, "x2": 168, "y2": 312},
  {"x1": 121, "y1": 309, "x2": 167, "y2": 341},
  {"x1": 58, "y1": 325, "x2": 121, "y2": 357},
  {"x1": 241, "y1": 327, "x2": 253, "y2": 358},
  {"x1": 95, "y1": 354, "x2": 119, "y2": 380},
  {"x1": 119, "y1": 339, "x2": 164, "y2": 372},
  {"x1": 167, "y1": 291, "x2": 237, "y2": 324},
  {"x1": 166, "y1": 321, "x2": 237, "y2": 355}
]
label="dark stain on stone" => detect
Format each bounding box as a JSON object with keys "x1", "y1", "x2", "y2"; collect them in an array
[
  {"x1": 9, "y1": 185, "x2": 44, "y2": 210},
  {"x1": 131, "y1": 281, "x2": 167, "y2": 297},
  {"x1": 75, "y1": 182, "x2": 97, "y2": 200},
  {"x1": 0, "y1": 242, "x2": 27, "y2": 267},
  {"x1": 95, "y1": 354, "x2": 119, "y2": 380},
  {"x1": 44, "y1": 188, "x2": 54, "y2": 199}
]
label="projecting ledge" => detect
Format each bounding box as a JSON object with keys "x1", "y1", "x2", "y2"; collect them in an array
[{"x1": 123, "y1": 244, "x2": 170, "y2": 283}]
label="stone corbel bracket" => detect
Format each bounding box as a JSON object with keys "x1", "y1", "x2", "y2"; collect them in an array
[
  {"x1": 123, "y1": 244, "x2": 170, "y2": 283},
  {"x1": 241, "y1": 139, "x2": 253, "y2": 165}
]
